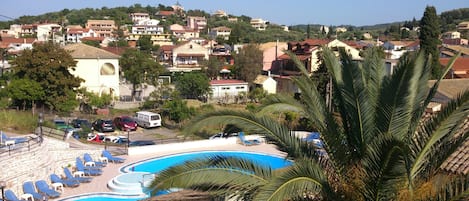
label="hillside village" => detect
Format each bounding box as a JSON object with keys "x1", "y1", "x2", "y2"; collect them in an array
[{"x1": 0, "y1": 3, "x2": 468, "y2": 106}]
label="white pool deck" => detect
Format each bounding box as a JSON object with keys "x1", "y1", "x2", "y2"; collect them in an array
[{"x1": 53, "y1": 141, "x2": 284, "y2": 200}]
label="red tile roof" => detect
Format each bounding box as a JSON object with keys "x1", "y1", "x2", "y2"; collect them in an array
[
  {"x1": 157, "y1": 11, "x2": 175, "y2": 16},
  {"x1": 67, "y1": 28, "x2": 90, "y2": 34},
  {"x1": 210, "y1": 79, "x2": 248, "y2": 85},
  {"x1": 101, "y1": 46, "x2": 129, "y2": 56},
  {"x1": 300, "y1": 39, "x2": 331, "y2": 46},
  {"x1": 278, "y1": 53, "x2": 311, "y2": 61},
  {"x1": 440, "y1": 57, "x2": 469, "y2": 71},
  {"x1": 160, "y1": 45, "x2": 174, "y2": 52},
  {"x1": 81, "y1": 37, "x2": 105, "y2": 41}
]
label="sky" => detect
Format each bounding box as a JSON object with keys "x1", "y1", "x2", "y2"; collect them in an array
[{"x1": 0, "y1": 0, "x2": 468, "y2": 26}]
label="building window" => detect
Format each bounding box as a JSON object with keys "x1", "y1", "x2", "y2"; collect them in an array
[
  {"x1": 100, "y1": 63, "x2": 115, "y2": 75},
  {"x1": 221, "y1": 87, "x2": 230, "y2": 90},
  {"x1": 236, "y1": 86, "x2": 245, "y2": 90}
]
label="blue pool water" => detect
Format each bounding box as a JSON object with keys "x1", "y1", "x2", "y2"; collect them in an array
[
  {"x1": 122, "y1": 151, "x2": 292, "y2": 173},
  {"x1": 61, "y1": 151, "x2": 292, "y2": 201}
]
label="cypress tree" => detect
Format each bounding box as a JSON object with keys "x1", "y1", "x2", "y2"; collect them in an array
[{"x1": 419, "y1": 6, "x2": 442, "y2": 79}]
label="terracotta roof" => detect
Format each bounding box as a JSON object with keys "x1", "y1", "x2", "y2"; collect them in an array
[
  {"x1": 278, "y1": 53, "x2": 311, "y2": 61},
  {"x1": 210, "y1": 79, "x2": 248, "y2": 85},
  {"x1": 440, "y1": 57, "x2": 469, "y2": 71},
  {"x1": 1, "y1": 37, "x2": 36, "y2": 44},
  {"x1": 300, "y1": 39, "x2": 331, "y2": 46},
  {"x1": 100, "y1": 46, "x2": 129, "y2": 56},
  {"x1": 67, "y1": 28, "x2": 90, "y2": 34},
  {"x1": 63, "y1": 43, "x2": 120, "y2": 59},
  {"x1": 81, "y1": 37, "x2": 105, "y2": 41},
  {"x1": 157, "y1": 11, "x2": 175, "y2": 16},
  {"x1": 160, "y1": 45, "x2": 174, "y2": 52},
  {"x1": 440, "y1": 118, "x2": 469, "y2": 175}
]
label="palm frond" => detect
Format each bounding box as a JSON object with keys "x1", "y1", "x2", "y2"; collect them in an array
[
  {"x1": 254, "y1": 158, "x2": 337, "y2": 201},
  {"x1": 258, "y1": 94, "x2": 306, "y2": 116},
  {"x1": 375, "y1": 52, "x2": 428, "y2": 141},
  {"x1": 183, "y1": 110, "x2": 306, "y2": 158},
  {"x1": 410, "y1": 90, "x2": 469, "y2": 182},
  {"x1": 150, "y1": 156, "x2": 273, "y2": 196}
]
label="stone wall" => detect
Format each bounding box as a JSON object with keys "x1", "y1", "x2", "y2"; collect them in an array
[{"x1": 0, "y1": 137, "x2": 102, "y2": 196}]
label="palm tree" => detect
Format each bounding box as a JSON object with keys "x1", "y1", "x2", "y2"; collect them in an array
[{"x1": 149, "y1": 47, "x2": 469, "y2": 201}]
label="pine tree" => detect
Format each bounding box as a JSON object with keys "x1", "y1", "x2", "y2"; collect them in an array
[{"x1": 419, "y1": 6, "x2": 442, "y2": 79}]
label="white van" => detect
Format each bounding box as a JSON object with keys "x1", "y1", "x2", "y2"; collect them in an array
[{"x1": 135, "y1": 111, "x2": 162, "y2": 128}]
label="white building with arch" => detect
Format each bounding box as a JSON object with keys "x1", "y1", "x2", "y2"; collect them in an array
[{"x1": 63, "y1": 43, "x2": 120, "y2": 98}]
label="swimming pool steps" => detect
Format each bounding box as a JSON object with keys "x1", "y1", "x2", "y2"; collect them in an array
[{"x1": 107, "y1": 172, "x2": 155, "y2": 195}]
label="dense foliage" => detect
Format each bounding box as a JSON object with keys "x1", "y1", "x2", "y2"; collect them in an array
[
  {"x1": 119, "y1": 48, "x2": 164, "y2": 100},
  {"x1": 174, "y1": 72, "x2": 211, "y2": 100},
  {"x1": 419, "y1": 6, "x2": 442, "y2": 79},
  {"x1": 12, "y1": 42, "x2": 83, "y2": 112},
  {"x1": 233, "y1": 43, "x2": 263, "y2": 84}
]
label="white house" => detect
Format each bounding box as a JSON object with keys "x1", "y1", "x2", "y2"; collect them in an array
[
  {"x1": 131, "y1": 19, "x2": 164, "y2": 35},
  {"x1": 129, "y1": 13, "x2": 150, "y2": 24},
  {"x1": 63, "y1": 43, "x2": 121, "y2": 98},
  {"x1": 171, "y1": 41, "x2": 209, "y2": 70},
  {"x1": 310, "y1": 39, "x2": 361, "y2": 71},
  {"x1": 209, "y1": 26, "x2": 231, "y2": 40},
  {"x1": 250, "y1": 18, "x2": 268, "y2": 31},
  {"x1": 210, "y1": 79, "x2": 249, "y2": 100},
  {"x1": 253, "y1": 75, "x2": 277, "y2": 94},
  {"x1": 66, "y1": 28, "x2": 96, "y2": 43}
]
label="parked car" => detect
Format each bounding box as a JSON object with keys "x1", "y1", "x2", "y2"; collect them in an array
[
  {"x1": 53, "y1": 119, "x2": 74, "y2": 131},
  {"x1": 129, "y1": 140, "x2": 155, "y2": 146},
  {"x1": 87, "y1": 133, "x2": 106, "y2": 143},
  {"x1": 92, "y1": 119, "x2": 115, "y2": 132},
  {"x1": 113, "y1": 116, "x2": 137, "y2": 131},
  {"x1": 103, "y1": 135, "x2": 129, "y2": 144},
  {"x1": 71, "y1": 119, "x2": 92, "y2": 129}
]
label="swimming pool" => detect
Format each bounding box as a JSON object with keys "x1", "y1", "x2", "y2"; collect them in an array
[{"x1": 60, "y1": 151, "x2": 292, "y2": 201}]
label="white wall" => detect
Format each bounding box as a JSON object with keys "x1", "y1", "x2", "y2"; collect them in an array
[{"x1": 70, "y1": 58, "x2": 120, "y2": 97}]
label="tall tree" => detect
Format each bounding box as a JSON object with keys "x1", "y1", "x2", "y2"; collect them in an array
[
  {"x1": 174, "y1": 72, "x2": 210, "y2": 100},
  {"x1": 203, "y1": 55, "x2": 223, "y2": 80},
  {"x1": 7, "y1": 78, "x2": 44, "y2": 113},
  {"x1": 233, "y1": 43, "x2": 263, "y2": 84},
  {"x1": 119, "y1": 48, "x2": 164, "y2": 101},
  {"x1": 149, "y1": 47, "x2": 469, "y2": 201},
  {"x1": 12, "y1": 42, "x2": 83, "y2": 112},
  {"x1": 419, "y1": 6, "x2": 442, "y2": 79}
]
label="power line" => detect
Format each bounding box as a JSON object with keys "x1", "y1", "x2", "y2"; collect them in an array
[{"x1": 0, "y1": 14, "x2": 15, "y2": 20}]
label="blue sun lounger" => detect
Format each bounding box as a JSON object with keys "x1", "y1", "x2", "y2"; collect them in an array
[
  {"x1": 76, "y1": 157, "x2": 102, "y2": 176},
  {"x1": 63, "y1": 167, "x2": 92, "y2": 183},
  {"x1": 238, "y1": 132, "x2": 261, "y2": 146},
  {"x1": 22, "y1": 181, "x2": 48, "y2": 201},
  {"x1": 84, "y1": 153, "x2": 107, "y2": 167},
  {"x1": 102, "y1": 150, "x2": 125, "y2": 163},
  {"x1": 35, "y1": 180, "x2": 61, "y2": 198},
  {"x1": 50, "y1": 173, "x2": 80, "y2": 187},
  {"x1": 5, "y1": 189, "x2": 27, "y2": 201}
]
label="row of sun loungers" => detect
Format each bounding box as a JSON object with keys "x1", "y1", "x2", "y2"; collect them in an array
[{"x1": 4, "y1": 150, "x2": 125, "y2": 201}]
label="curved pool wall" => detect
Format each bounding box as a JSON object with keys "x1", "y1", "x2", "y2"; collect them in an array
[{"x1": 57, "y1": 193, "x2": 147, "y2": 201}]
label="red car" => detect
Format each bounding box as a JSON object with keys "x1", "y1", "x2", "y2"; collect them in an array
[{"x1": 113, "y1": 116, "x2": 137, "y2": 131}]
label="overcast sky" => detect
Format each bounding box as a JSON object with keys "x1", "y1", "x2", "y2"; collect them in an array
[{"x1": 1, "y1": 0, "x2": 468, "y2": 26}]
